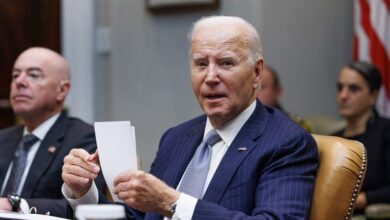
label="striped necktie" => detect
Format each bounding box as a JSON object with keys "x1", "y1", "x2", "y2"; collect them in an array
[
  {"x1": 178, "y1": 129, "x2": 221, "y2": 199},
  {"x1": 2, "y1": 134, "x2": 39, "y2": 196}
]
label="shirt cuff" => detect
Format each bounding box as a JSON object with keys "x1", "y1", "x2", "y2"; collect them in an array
[
  {"x1": 172, "y1": 193, "x2": 197, "y2": 220},
  {"x1": 61, "y1": 182, "x2": 99, "y2": 210},
  {"x1": 19, "y1": 199, "x2": 29, "y2": 214}
]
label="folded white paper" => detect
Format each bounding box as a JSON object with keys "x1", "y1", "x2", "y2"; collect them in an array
[{"x1": 94, "y1": 121, "x2": 138, "y2": 202}]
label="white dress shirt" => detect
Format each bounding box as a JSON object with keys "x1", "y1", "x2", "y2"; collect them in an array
[
  {"x1": 62, "y1": 101, "x2": 256, "y2": 219},
  {"x1": 1, "y1": 113, "x2": 60, "y2": 213}
]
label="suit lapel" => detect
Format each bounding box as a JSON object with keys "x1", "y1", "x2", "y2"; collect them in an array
[
  {"x1": 162, "y1": 119, "x2": 205, "y2": 189},
  {"x1": 0, "y1": 127, "x2": 23, "y2": 186},
  {"x1": 203, "y1": 101, "x2": 269, "y2": 203},
  {"x1": 21, "y1": 114, "x2": 68, "y2": 197}
]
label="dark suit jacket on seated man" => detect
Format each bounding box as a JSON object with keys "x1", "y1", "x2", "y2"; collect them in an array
[
  {"x1": 0, "y1": 47, "x2": 102, "y2": 217},
  {"x1": 62, "y1": 16, "x2": 318, "y2": 219}
]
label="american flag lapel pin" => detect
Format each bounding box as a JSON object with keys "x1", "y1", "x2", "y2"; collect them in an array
[
  {"x1": 48, "y1": 146, "x2": 57, "y2": 154},
  {"x1": 238, "y1": 147, "x2": 247, "y2": 151}
]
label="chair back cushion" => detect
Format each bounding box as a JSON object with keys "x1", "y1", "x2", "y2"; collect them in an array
[{"x1": 309, "y1": 134, "x2": 367, "y2": 220}]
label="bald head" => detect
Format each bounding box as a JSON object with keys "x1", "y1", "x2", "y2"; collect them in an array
[
  {"x1": 17, "y1": 47, "x2": 70, "y2": 81},
  {"x1": 189, "y1": 16, "x2": 263, "y2": 64}
]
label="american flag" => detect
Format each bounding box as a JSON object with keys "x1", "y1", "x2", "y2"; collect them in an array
[{"x1": 354, "y1": 0, "x2": 390, "y2": 117}]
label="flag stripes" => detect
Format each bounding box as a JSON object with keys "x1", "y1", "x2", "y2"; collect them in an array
[{"x1": 354, "y1": 0, "x2": 390, "y2": 116}]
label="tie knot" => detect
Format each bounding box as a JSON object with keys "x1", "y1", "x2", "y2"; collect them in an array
[
  {"x1": 22, "y1": 134, "x2": 39, "y2": 150},
  {"x1": 203, "y1": 129, "x2": 221, "y2": 146}
]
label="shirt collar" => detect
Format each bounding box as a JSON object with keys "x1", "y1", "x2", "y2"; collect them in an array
[
  {"x1": 23, "y1": 113, "x2": 61, "y2": 141},
  {"x1": 205, "y1": 100, "x2": 256, "y2": 146}
]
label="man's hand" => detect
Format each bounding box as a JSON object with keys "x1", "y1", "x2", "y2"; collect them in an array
[
  {"x1": 0, "y1": 198, "x2": 12, "y2": 211},
  {"x1": 62, "y1": 149, "x2": 100, "y2": 198},
  {"x1": 113, "y1": 170, "x2": 180, "y2": 217}
]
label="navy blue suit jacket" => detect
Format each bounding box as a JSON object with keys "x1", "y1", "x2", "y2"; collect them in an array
[
  {"x1": 0, "y1": 113, "x2": 101, "y2": 217},
  {"x1": 120, "y1": 101, "x2": 318, "y2": 220}
]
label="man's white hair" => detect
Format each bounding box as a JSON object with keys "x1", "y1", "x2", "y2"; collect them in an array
[{"x1": 188, "y1": 15, "x2": 263, "y2": 64}]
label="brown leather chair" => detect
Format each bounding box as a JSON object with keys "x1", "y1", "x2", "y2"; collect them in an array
[{"x1": 309, "y1": 134, "x2": 367, "y2": 220}]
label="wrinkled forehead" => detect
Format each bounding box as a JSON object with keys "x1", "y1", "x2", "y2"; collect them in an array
[{"x1": 190, "y1": 25, "x2": 249, "y2": 56}]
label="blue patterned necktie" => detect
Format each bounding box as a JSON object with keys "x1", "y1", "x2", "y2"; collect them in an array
[
  {"x1": 2, "y1": 134, "x2": 39, "y2": 196},
  {"x1": 178, "y1": 129, "x2": 221, "y2": 199}
]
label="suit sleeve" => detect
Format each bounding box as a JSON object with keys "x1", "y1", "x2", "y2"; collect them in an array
[{"x1": 193, "y1": 132, "x2": 318, "y2": 220}]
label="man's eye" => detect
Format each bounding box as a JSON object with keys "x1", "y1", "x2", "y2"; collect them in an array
[
  {"x1": 220, "y1": 59, "x2": 234, "y2": 67},
  {"x1": 195, "y1": 61, "x2": 208, "y2": 67},
  {"x1": 12, "y1": 72, "x2": 20, "y2": 80},
  {"x1": 28, "y1": 71, "x2": 42, "y2": 79}
]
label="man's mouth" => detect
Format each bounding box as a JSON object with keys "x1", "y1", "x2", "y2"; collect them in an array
[
  {"x1": 206, "y1": 95, "x2": 225, "y2": 100},
  {"x1": 12, "y1": 95, "x2": 31, "y2": 101}
]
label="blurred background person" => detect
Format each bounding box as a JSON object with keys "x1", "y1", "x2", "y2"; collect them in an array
[
  {"x1": 334, "y1": 61, "x2": 390, "y2": 214},
  {"x1": 0, "y1": 47, "x2": 103, "y2": 217},
  {"x1": 257, "y1": 65, "x2": 312, "y2": 132},
  {"x1": 257, "y1": 65, "x2": 282, "y2": 109}
]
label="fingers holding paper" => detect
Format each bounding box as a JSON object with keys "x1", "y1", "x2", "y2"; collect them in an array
[
  {"x1": 113, "y1": 170, "x2": 180, "y2": 217},
  {"x1": 62, "y1": 148, "x2": 101, "y2": 198}
]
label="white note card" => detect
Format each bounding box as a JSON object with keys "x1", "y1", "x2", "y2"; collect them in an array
[{"x1": 94, "y1": 121, "x2": 138, "y2": 202}]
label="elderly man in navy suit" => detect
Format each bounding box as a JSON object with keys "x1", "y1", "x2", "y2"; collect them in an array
[
  {"x1": 0, "y1": 47, "x2": 101, "y2": 217},
  {"x1": 62, "y1": 16, "x2": 318, "y2": 219}
]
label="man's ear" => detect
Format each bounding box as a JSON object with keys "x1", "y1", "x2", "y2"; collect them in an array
[
  {"x1": 253, "y1": 58, "x2": 264, "y2": 89},
  {"x1": 57, "y1": 80, "x2": 71, "y2": 102}
]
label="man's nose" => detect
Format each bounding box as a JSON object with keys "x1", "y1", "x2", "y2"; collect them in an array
[
  {"x1": 13, "y1": 73, "x2": 28, "y2": 86},
  {"x1": 205, "y1": 63, "x2": 219, "y2": 83}
]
